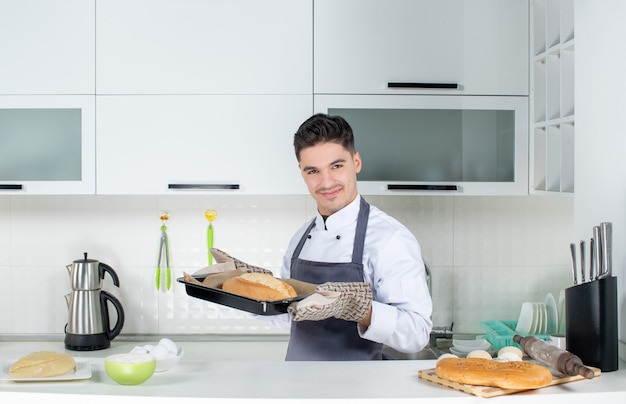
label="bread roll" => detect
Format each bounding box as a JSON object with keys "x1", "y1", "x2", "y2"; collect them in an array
[
  {"x1": 222, "y1": 272, "x2": 298, "y2": 301},
  {"x1": 435, "y1": 357, "x2": 552, "y2": 389},
  {"x1": 9, "y1": 351, "x2": 76, "y2": 378}
]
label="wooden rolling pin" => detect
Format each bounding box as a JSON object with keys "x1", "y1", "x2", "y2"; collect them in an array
[{"x1": 513, "y1": 335, "x2": 595, "y2": 379}]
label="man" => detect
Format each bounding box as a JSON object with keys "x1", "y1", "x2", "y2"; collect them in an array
[{"x1": 282, "y1": 113, "x2": 433, "y2": 360}]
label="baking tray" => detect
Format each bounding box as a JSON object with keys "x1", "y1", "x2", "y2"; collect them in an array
[{"x1": 177, "y1": 275, "x2": 311, "y2": 315}]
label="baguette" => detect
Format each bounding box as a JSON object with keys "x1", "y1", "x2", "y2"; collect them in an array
[
  {"x1": 9, "y1": 351, "x2": 76, "y2": 378},
  {"x1": 222, "y1": 272, "x2": 298, "y2": 301},
  {"x1": 435, "y1": 357, "x2": 552, "y2": 389}
]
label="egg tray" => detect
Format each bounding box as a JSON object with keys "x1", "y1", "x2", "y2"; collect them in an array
[{"x1": 480, "y1": 320, "x2": 550, "y2": 350}]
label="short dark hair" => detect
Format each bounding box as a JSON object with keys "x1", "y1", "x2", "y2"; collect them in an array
[{"x1": 293, "y1": 113, "x2": 355, "y2": 161}]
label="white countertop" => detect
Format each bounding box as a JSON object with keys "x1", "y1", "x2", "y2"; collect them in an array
[{"x1": 1, "y1": 338, "x2": 625, "y2": 403}]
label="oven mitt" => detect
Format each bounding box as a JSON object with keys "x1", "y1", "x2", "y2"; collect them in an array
[
  {"x1": 210, "y1": 248, "x2": 273, "y2": 274},
  {"x1": 288, "y1": 282, "x2": 372, "y2": 322}
]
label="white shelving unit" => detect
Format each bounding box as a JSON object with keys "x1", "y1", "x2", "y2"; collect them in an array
[{"x1": 530, "y1": 0, "x2": 575, "y2": 195}]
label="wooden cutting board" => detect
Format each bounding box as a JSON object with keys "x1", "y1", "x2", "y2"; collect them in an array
[{"x1": 418, "y1": 366, "x2": 601, "y2": 398}]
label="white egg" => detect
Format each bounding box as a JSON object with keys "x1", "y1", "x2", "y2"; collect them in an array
[
  {"x1": 143, "y1": 344, "x2": 155, "y2": 352},
  {"x1": 496, "y1": 352, "x2": 523, "y2": 362},
  {"x1": 466, "y1": 349, "x2": 492, "y2": 360},
  {"x1": 150, "y1": 343, "x2": 170, "y2": 360},
  {"x1": 436, "y1": 353, "x2": 459, "y2": 363},
  {"x1": 498, "y1": 346, "x2": 524, "y2": 359},
  {"x1": 129, "y1": 345, "x2": 149, "y2": 354},
  {"x1": 158, "y1": 338, "x2": 178, "y2": 355}
]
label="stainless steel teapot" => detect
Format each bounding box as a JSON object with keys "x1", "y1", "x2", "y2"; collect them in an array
[
  {"x1": 66, "y1": 252, "x2": 120, "y2": 290},
  {"x1": 64, "y1": 253, "x2": 125, "y2": 351}
]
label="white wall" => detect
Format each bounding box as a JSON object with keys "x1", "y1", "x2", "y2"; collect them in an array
[
  {"x1": 575, "y1": 0, "x2": 626, "y2": 359},
  {"x1": 0, "y1": 194, "x2": 573, "y2": 338}
]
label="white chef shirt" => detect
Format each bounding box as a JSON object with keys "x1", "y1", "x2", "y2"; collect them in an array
[{"x1": 281, "y1": 195, "x2": 433, "y2": 354}]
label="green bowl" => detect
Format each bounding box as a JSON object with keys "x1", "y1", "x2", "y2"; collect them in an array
[{"x1": 104, "y1": 353, "x2": 156, "y2": 385}]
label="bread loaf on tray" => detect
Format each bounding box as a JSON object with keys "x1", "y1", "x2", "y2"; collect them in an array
[
  {"x1": 9, "y1": 351, "x2": 76, "y2": 378},
  {"x1": 435, "y1": 357, "x2": 552, "y2": 389},
  {"x1": 222, "y1": 272, "x2": 298, "y2": 301}
]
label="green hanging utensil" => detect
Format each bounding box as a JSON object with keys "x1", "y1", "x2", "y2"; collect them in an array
[
  {"x1": 205, "y1": 209, "x2": 218, "y2": 265},
  {"x1": 156, "y1": 210, "x2": 171, "y2": 291}
]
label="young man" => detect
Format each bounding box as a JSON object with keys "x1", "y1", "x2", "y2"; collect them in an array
[{"x1": 282, "y1": 113, "x2": 433, "y2": 360}]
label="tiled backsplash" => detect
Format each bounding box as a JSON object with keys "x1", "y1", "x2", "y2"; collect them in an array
[{"x1": 0, "y1": 194, "x2": 573, "y2": 336}]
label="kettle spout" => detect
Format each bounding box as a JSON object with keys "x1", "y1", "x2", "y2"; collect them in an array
[{"x1": 66, "y1": 264, "x2": 72, "y2": 274}]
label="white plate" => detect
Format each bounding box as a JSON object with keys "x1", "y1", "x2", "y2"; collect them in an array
[
  {"x1": 545, "y1": 293, "x2": 558, "y2": 334},
  {"x1": 0, "y1": 358, "x2": 92, "y2": 382},
  {"x1": 515, "y1": 302, "x2": 534, "y2": 334},
  {"x1": 530, "y1": 302, "x2": 540, "y2": 334},
  {"x1": 557, "y1": 289, "x2": 566, "y2": 334},
  {"x1": 537, "y1": 302, "x2": 548, "y2": 335},
  {"x1": 449, "y1": 346, "x2": 496, "y2": 358},
  {"x1": 452, "y1": 338, "x2": 491, "y2": 352}
]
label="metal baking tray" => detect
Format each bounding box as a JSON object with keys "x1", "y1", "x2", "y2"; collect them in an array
[{"x1": 177, "y1": 276, "x2": 310, "y2": 315}]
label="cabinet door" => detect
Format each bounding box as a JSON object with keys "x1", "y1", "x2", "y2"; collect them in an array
[
  {"x1": 315, "y1": 95, "x2": 528, "y2": 195},
  {"x1": 96, "y1": 95, "x2": 311, "y2": 195},
  {"x1": 314, "y1": 0, "x2": 528, "y2": 96},
  {"x1": 96, "y1": 0, "x2": 312, "y2": 95},
  {"x1": 0, "y1": 96, "x2": 95, "y2": 194},
  {"x1": 0, "y1": 0, "x2": 95, "y2": 94}
]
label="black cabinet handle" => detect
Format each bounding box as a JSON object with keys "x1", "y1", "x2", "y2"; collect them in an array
[
  {"x1": 168, "y1": 183, "x2": 240, "y2": 190},
  {"x1": 0, "y1": 184, "x2": 23, "y2": 190},
  {"x1": 387, "y1": 82, "x2": 459, "y2": 89},
  {"x1": 387, "y1": 184, "x2": 458, "y2": 191}
]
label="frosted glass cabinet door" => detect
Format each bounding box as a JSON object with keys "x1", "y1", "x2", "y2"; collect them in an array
[
  {"x1": 96, "y1": 95, "x2": 311, "y2": 195},
  {"x1": 315, "y1": 95, "x2": 528, "y2": 195},
  {"x1": 0, "y1": 96, "x2": 96, "y2": 194},
  {"x1": 96, "y1": 0, "x2": 312, "y2": 95},
  {"x1": 314, "y1": 0, "x2": 529, "y2": 96},
  {"x1": 0, "y1": 0, "x2": 95, "y2": 94}
]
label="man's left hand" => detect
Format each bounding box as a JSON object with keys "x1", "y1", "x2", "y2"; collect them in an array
[{"x1": 288, "y1": 282, "x2": 372, "y2": 323}]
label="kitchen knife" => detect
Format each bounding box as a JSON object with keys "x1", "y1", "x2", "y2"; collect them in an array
[
  {"x1": 569, "y1": 242, "x2": 578, "y2": 285},
  {"x1": 599, "y1": 222, "x2": 612, "y2": 278},
  {"x1": 579, "y1": 240, "x2": 586, "y2": 283},
  {"x1": 593, "y1": 226, "x2": 602, "y2": 280}
]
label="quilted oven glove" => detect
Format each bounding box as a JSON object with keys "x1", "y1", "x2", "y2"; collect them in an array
[
  {"x1": 288, "y1": 282, "x2": 372, "y2": 323},
  {"x1": 210, "y1": 248, "x2": 273, "y2": 275}
]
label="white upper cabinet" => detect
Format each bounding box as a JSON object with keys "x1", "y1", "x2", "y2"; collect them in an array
[
  {"x1": 96, "y1": 0, "x2": 312, "y2": 95},
  {"x1": 315, "y1": 94, "x2": 529, "y2": 195},
  {"x1": 0, "y1": 95, "x2": 95, "y2": 194},
  {"x1": 314, "y1": 0, "x2": 529, "y2": 96},
  {"x1": 96, "y1": 95, "x2": 311, "y2": 195},
  {"x1": 0, "y1": 0, "x2": 95, "y2": 94}
]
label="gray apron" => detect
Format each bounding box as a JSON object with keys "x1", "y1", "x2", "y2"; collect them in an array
[{"x1": 285, "y1": 198, "x2": 383, "y2": 361}]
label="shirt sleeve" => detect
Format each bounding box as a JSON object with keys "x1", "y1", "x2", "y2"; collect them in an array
[{"x1": 359, "y1": 228, "x2": 433, "y2": 353}]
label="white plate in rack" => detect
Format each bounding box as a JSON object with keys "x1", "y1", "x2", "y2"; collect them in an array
[
  {"x1": 557, "y1": 289, "x2": 566, "y2": 334},
  {"x1": 545, "y1": 293, "x2": 558, "y2": 334},
  {"x1": 515, "y1": 302, "x2": 534, "y2": 335},
  {"x1": 0, "y1": 358, "x2": 91, "y2": 382}
]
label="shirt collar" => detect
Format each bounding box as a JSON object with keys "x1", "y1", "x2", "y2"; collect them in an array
[{"x1": 315, "y1": 195, "x2": 361, "y2": 231}]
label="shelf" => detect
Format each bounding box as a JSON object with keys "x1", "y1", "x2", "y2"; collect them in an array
[{"x1": 530, "y1": 0, "x2": 575, "y2": 195}]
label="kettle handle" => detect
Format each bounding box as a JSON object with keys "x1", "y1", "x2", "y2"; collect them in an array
[
  {"x1": 99, "y1": 263, "x2": 120, "y2": 287},
  {"x1": 100, "y1": 290, "x2": 125, "y2": 341}
]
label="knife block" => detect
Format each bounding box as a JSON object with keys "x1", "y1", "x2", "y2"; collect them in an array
[{"x1": 565, "y1": 276, "x2": 618, "y2": 372}]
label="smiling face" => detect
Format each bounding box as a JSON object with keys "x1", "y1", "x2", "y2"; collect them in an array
[{"x1": 298, "y1": 142, "x2": 362, "y2": 216}]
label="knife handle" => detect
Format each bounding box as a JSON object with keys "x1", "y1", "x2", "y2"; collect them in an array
[
  {"x1": 569, "y1": 242, "x2": 578, "y2": 285},
  {"x1": 579, "y1": 240, "x2": 586, "y2": 283},
  {"x1": 600, "y1": 222, "x2": 612, "y2": 278},
  {"x1": 589, "y1": 238, "x2": 595, "y2": 280},
  {"x1": 593, "y1": 226, "x2": 602, "y2": 280}
]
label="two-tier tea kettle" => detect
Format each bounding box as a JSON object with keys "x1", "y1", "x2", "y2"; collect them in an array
[{"x1": 64, "y1": 253, "x2": 125, "y2": 351}]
